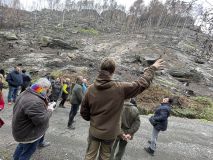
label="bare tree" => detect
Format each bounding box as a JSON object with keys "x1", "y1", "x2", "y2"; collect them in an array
[
  {"x1": 129, "y1": 0, "x2": 144, "y2": 17},
  {"x1": 47, "y1": 0, "x2": 61, "y2": 10}
]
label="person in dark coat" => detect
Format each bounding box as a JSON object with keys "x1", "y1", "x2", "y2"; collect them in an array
[
  {"x1": 144, "y1": 97, "x2": 173, "y2": 156},
  {"x1": 49, "y1": 78, "x2": 62, "y2": 102},
  {"x1": 0, "y1": 69, "x2": 5, "y2": 77},
  {"x1": 20, "y1": 69, "x2": 32, "y2": 93},
  {"x1": 12, "y1": 78, "x2": 55, "y2": 160},
  {"x1": 67, "y1": 76, "x2": 83, "y2": 129},
  {"x1": 6, "y1": 65, "x2": 23, "y2": 104}
]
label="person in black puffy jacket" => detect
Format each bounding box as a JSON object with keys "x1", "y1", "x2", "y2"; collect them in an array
[
  {"x1": 20, "y1": 69, "x2": 32, "y2": 93},
  {"x1": 144, "y1": 97, "x2": 173, "y2": 156}
]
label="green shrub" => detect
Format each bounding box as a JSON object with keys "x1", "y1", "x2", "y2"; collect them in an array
[
  {"x1": 171, "y1": 97, "x2": 213, "y2": 121},
  {"x1": 50, "y1": 70, "x2": 63, "y2": 79},
  {"x1": 79, "y1": 28, "x2": 99, "y2": 36},
  {"x1": 171, "y1": 108, "x2": 198, "y2": 119}
]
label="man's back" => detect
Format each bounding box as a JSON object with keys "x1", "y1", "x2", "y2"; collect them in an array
[
  {"x1": 121, "y1": 102, "x2": 140, "y2": 135},
  {"x1": 81, "y1": 66, "x2": 156, "y2": 140},
  {"x1": 85, "y1": 82, "x2": 124, "y2": 140},
  {"x1": 71, "y1": 83, "x2": 83, "y2": 105}
]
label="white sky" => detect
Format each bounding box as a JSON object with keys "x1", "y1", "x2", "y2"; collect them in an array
[
  {"x1": 18, "y1": 0, "x2": 212, "y2": 11},
  {"x1": 19, "y1": 0, "x2": 163, "y2": 10}
]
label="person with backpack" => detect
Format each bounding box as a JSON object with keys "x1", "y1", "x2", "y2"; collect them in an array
[{"x1": 144, "y1": 97, "x2": 173, "y2": 156}]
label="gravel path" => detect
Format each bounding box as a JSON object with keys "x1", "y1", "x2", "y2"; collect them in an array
[{"x1": 0, "y1": 91, "x2": 213, "y2": 160}]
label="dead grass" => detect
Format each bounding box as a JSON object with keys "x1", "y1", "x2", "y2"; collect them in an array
[{"x1": 136, "y1": 84, "x2": 213, "y2": 121}]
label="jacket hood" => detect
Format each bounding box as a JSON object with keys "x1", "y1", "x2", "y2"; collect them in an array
[
  {"x1": 25, "y1": 88, "x2": 48, "y2": 106},
  {"x1": 124, "y1": 101, "x2": 135, "y2": 107},
  {"x1": 94, "y1": 70, "x2": 114, "y2": 90}
]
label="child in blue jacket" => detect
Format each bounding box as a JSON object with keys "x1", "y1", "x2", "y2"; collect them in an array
[{"x1": 145, "y1": 97, "x2": 173, "y2": 156}]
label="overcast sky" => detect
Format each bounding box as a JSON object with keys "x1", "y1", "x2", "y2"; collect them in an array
[
  {"x1": 18, "y1": 0, "x2": 212, "y2": 11},
  {"x1": 19, "y1": 0, "x2": 164, "y2": 10}
]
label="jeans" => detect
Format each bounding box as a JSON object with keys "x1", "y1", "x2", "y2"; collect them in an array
[
  {"x1": 149, "y1": 127, "x2": 160, "y2": 151},
  {"x1": 13, "y1": 136, "x2": 44, "y2": 160},
  {"x1": 85, "y1": 134, "x2": 114, "y2": 160},
  {"x1": 8, "y1": 86, "x2": 19, "y2": 102},
  {"x1": 67, "y1": 104, "x2": 79, "y2": 127},
  {"x1": 110, "y1": 138, "x2": 127, "y2": 160}
]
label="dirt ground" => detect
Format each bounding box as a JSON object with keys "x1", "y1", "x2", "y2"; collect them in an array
[{"x1": 0, "y1": 90, "x2": 213, "y2": 160}]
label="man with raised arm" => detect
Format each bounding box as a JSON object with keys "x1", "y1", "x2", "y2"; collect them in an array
[{"x1": 81, "y1": 57, "x2": 165, "y2": 160}]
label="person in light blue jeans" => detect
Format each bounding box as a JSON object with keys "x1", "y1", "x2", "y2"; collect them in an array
[{"x1": 144, "y1": 97, "x2": 173, "y2": 156}]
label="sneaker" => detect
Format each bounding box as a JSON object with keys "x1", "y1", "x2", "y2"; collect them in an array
[
  {"x1": 148, "y1": 140, "x2": 151, "y2": 144},
  {"x1": 144, "y1": 147, "x2": 154, "y2": 156},
  {"x1": 38, "y1": 141, "x2": 51, "y2": 148},
  {"x1": 8, "y1": 102, "x2": 12, "y2": 105}
]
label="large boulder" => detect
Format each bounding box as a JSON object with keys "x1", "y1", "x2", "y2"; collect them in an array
[
  {"x1": 49, "y1": 39, "x2": 78, "y2": 50},
  {"x1": 39, "y1": 36, "x2": 79, "y2": 50},
  {"x1": 168, "y1": 69, "x2": 202, "y2": 83},
  {"x1": 0, "y1": 32, "x2": 18, "y2": 40},
  {"x1": 39, "y1": 36, "x2": 53, "y2": 46}
]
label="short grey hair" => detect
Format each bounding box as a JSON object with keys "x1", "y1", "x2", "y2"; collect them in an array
[{"x1": 36, "y1": 78, "x2": 51, "y2": 88}]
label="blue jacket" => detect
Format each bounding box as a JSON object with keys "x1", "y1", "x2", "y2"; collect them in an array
[
  {"x1": 82, "y1": 83, "x2": 87, "y2": 94},
  {"x1": 6, "y1": 70, "x2": 23, "y2": 87},
  {"x1": 152, "y1": 103, "x2": 171, "y2": 131}
]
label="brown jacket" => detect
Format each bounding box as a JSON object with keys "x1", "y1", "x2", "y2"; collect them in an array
[
  {"x1": 12, "y1": 89, "x2": 52, "y2": 142},
  {"x1": 80, "y1": 66, "x2": 156, "y2": 140}
]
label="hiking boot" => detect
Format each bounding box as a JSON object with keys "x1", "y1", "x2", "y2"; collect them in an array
[
  {"x1": 144, "y1": 147, "x2": 154, "y2": 156},
  {"x1": 38, "y1": 141, "x2": 51, "y2": 148}
]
